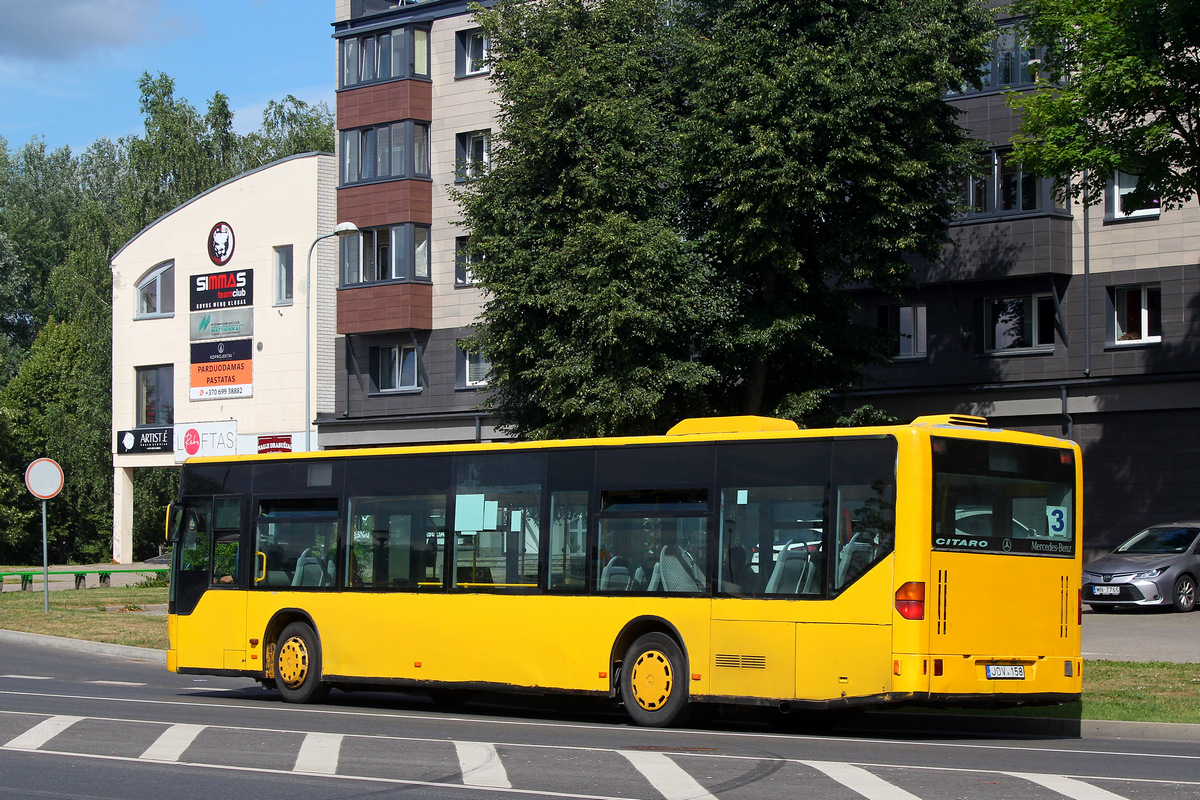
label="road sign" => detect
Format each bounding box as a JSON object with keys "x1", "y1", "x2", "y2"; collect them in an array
[{"x1": 24, "y1": 458, "x2": 64, "y2": 500}]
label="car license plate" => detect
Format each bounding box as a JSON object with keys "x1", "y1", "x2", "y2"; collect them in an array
[
  {"x1": 985, "y1": 665, "x2": 1025, "y2": 680},
  {"x1": 1093, "y1": 585, "x2": 1120, "y2": 595}
]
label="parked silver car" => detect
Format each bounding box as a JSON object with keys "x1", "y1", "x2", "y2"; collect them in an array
[{"x1": 1083, "y1": 522, "x2": 1200, "y2": 613}]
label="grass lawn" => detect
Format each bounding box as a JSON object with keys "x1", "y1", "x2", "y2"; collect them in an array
[
  {"x1": 1, "y1": 584, "x2": 1198, "y2": 724},
  {"x1": 0, "y1": 582, "x2": 169, "y2": 650}
]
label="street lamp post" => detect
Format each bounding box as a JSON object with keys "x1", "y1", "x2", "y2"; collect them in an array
[{"x1": 305, "y1": 222, "x2": 359, "y2": 452}]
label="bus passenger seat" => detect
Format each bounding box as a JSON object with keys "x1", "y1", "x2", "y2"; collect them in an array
[
  {"x1": 765, "y1": 544, "x2": 811, "y2": 595},
  {"x1": 600, "y1": 556, "x2": 633, "y2": 590},
  {"x1": 658, "y1": 546, "x2": 702, "y2": 592}
]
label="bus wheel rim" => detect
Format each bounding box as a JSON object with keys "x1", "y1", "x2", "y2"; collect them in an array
[
  {"x1": 631, "y1": 649, "x2": 672, "y2": 711},
  {"x1": 278, "y1": 636, "x2": 309, "y2": 688}
]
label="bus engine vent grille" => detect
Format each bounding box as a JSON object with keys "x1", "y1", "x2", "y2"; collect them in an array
[{"x1": 715, "y1": 654, "x2": 767, "y2": 670}]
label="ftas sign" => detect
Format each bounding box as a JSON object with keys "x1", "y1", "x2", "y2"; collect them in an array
[{"x1": 174, "y1": 420, "x2": 237, "y2": 462}]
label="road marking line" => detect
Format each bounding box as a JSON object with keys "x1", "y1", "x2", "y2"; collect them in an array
[
  {"x1": 294, "y1": 732, "x2": 343, "y2": 774},
  {"x1": 140, "y1": 723, "x2": 205, "y2": 762},
  {"x1": 0, "y1": 675, "x2": 53, "y2": 680},
  {"x1": 1007, "y1": 772, "x2": 1130, "y2": 800},
  {"x1": 620, "y1": 750, "x2": 719, "y2": 800},
  {"x1": 803, "y1": 760, "x2": 922, "y2": 800},
  {"x1": 455, "y1": 741, "x2": 512, "y2": 788},
  {"x1": 88, "y1": 680, "x2": 146, "y2": 687},
  {"x1": 4, "y1": 715, "x2": 84, "y2": 750}
]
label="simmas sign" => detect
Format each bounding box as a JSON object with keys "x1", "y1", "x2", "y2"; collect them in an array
[
  {"x1": 190, "y1": 269, "x2": 253, "y2": 311},
  {"x1": 190, "y1": 338, "x2": 253, "y2": 400}
]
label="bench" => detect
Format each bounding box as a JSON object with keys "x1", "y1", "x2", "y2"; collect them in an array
[{"x1": 0, "y1": 567, "x2": 168, "y2": 592}]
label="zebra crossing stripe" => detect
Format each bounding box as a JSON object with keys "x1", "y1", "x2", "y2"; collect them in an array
[
  {"x1": 803, "y1": 760, "x2": 923, "y2": 800},
  {"x1": 4, "y1": 715, "x2": 84, "y2": 750},
  {"x1": 620, "y1": 750, "x2": 720, "y2": 800},
  {"x1": 140, "y1": 724, "x2": 205, "y2": 762},
  {"x1": 455, "y1": 741, "x2": 512, "y2": 788},
  {"x1": 1006, "y1": 771, "x2": 1130, "y2": 800},
  {"x1": 294, "y1": 732, "x2": 344, "y2": 774}
]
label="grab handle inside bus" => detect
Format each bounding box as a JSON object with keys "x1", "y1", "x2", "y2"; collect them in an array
[{"x1": 255, "y1": 551, "x2": 267, "y2": 583}]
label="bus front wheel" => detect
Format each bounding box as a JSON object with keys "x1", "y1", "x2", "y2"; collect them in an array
[
  {"x1": 274, "y1": 621, "x2": 329, "y2": 703},
  {"x1": 620, "y1": 633, "x2": 688, "y2": 727}
]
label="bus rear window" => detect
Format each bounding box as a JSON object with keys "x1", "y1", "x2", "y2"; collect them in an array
[{"x1": 932, "y1": 437, "x2": 1075, "y2": 558}]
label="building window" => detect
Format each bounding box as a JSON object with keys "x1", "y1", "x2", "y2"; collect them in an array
[
  {"x1": 274, "y1": 245, "x2": 293, "y2": 306},
  {"x1": 341, "y1": 223, "x2": 432, "y2": 286},
  {"x1": 458, "y1": 343, "x2": 491, "y2": 388},
  {"x1": 985, "y1": 295, "x2": 1056, "y2": 352},
  {"x1": 372, "y1": 344, "x2": 419, "y2": 392},
  {"x1": 1112, "y1": 285, "x2": 1162, "y2": 344},
  {"x1": 1108, "y1": 170, "x2": 1160, "y2": 220},
  {"x1": 339, "y1": 25, "x2": 430, "y2": 87},
  {"x1": 879, "y1": 304, "x2": 927, "y2": 358},
  {"x1": 456, "y1": 29, "x2": 490, "y2": 77},
  {"x1": 455, "y1": 237, "x2": 481, "y2": 287},
  {"x1": 135, "y1": 261, "x2": 174, "y2": 318},
  {"x1": 136, "y1": 365, "x2": 173, "y2": 426},
  {"x1": 340, "y1": 120, "x2": 430, "y2": 186},
  {"x1": 951, "y1": 22, "x2": 1043, "y2": 96},
  {"x1": 961, "y1": 149, "x2": 1054, "y2": 219},
  {"x1": 456, "y1": 130, "x2": 491, "y2": 181}
]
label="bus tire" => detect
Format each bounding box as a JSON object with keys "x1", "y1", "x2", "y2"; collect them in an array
[
  {"x1": 274, "y1": 621, "x2": 329, "y2": 703},
  {"x1": 620, "y1": 632, "x2": 688, "y2": 727}
]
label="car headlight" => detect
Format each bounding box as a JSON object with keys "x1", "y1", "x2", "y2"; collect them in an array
[{"x1": 1132, "y1": 567, "x2": 1166, "y2": 580}]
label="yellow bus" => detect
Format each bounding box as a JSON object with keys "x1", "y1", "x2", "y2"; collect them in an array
[{"x1": 166, "y1": 414, "x2": 1082, "y2": 726}]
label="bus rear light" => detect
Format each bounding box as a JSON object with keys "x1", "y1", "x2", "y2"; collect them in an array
[
  {"x1": 895, "y1": 582, "x2": 925, "y2": 620},
  {"x1": 893, "y1": 660, "x2": 900, "y2": 676}
]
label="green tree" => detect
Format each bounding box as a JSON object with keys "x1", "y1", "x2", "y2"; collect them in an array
[
  {"x1": 242, "y1": 95, "x2": 336, "y2": 167},
  {"x1": 680, "y1": 0, "x2": 992, "y2": 418},
  {"x1": 460, "y1": 0, "x2": 992, "y2": 437},
  {"x1": 456, "y1": 0, "x2": 728, "y2": 438},
  {"x1": 122, "y1": 72, "x2": 246, "y2": 229},
  {"x1": 1009, "y1": 0, "x2": 1200, "y2": 210}
]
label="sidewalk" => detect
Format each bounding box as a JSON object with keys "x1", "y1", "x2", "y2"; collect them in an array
[{"x1": 0, "y1": 561, "x2": 167, "y2": 593}]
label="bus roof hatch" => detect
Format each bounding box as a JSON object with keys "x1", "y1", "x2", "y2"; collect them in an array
[{"x1": 666, "y1": 416, "x2": 800, "y2": 436}]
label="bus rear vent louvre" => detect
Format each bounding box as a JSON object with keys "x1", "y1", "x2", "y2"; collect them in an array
[
  {"x1": 1060, "y1": 575, "x2": 1070, "y2": 638},
  {"x1": 715, "y1": 654, "x2": 767, "y2": 670},
  {"x1": 937, "y1": 569, "x2": 949, "y2": 635},
  {"x1": 912, "y1": 414, "x2": 990, "y2": 428}
]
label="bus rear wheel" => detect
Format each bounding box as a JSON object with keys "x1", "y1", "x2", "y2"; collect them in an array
[
  {"x1": 620, "y1": 633, "x2": 688, "y2": 727},
  {"x1": 274, "y1": 621, "x2": 329, "y2": 703}
]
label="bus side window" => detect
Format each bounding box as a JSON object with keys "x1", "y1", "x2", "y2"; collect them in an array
[
  {"x1": 831, "y1": 440, "x2": 897, "y2": 593},
  {"x1": 180, "y1": 508, "x2": 211, "y2": 573},
  {"x1": 347, "y1": 494, "x2": 446, "y2": 591},
  {"x1": 211, "y1": 497, "x2": 243, "y2": 586}
]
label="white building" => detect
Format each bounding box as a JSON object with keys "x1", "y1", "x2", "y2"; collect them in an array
[{"x1": 110, "y1": 153, "x2": 338, "y2": 562}]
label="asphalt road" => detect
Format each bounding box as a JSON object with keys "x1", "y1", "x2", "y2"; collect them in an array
[{"x1": 2, "y1": 636, "x2": 1200, "y2": 800}]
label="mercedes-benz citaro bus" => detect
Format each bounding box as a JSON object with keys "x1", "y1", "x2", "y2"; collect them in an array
[{"x1": 166, "y1": 414, "x2": 1082, "y2": 727}]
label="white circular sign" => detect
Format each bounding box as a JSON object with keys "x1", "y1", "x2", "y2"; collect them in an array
[{"x1": 25, "y1": 458, "x2": 64, "y2": 500}]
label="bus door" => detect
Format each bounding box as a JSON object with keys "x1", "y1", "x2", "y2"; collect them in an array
[{"x1": 173, "y1": 496, "x2": 250, "y2": 672}]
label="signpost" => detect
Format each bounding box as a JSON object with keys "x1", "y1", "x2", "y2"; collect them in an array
[{"x1": 24, "y1": 458, "x2": 64, "y2": 614}]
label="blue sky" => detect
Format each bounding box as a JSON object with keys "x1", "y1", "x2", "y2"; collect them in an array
[{"x1": 0, "y1": 0, "x2": 337, "y2": 154}]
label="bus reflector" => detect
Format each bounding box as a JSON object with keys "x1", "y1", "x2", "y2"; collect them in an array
[
  {"x1": 895, "y1": 582, "x2": 925, "y2": 620},
  {"x1": 933, "y1": 659, "x2": 943, "y2": 676}
]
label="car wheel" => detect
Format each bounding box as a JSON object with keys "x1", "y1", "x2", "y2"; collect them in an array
[
  {"x1": 619, "y1": 632, "x2": 689, "y2": 727},
  {"x1": 1088, "y1": 604, "x2": 1116, "y2": 614},
  {"x1": 274, "y1": 621, "x2": 330, "y2": 703},
  {"x1": 1172, "y1": 575, "x2": 1196, "y2": 613}
]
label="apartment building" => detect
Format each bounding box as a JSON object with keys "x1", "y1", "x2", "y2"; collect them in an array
[
  {"x1": 328, "y1": 2, "x2": 1200, "y2": 551},
  {"x1": 322, "y1": 0, "x2": 501, "y2": 448},
  {"x1": 851, "y1": 15, "x2": 1200, "y2": 551}
]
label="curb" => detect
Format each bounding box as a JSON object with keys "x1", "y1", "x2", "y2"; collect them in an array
[{"x1": 0, "y1": 629, "x2": 166, "y2": 665}]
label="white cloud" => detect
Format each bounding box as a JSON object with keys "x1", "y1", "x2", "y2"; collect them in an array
[{"x1": 0, "y1": 0, "x2": 186, "y2": 63}]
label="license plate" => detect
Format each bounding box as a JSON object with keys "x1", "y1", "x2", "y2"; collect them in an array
[
  {"x1": 1092, "y1": 585, "x2": 1120, "y2": 596},
  {"x1": 985, "y1": 665, "x2": 1025, "y2": 680}
]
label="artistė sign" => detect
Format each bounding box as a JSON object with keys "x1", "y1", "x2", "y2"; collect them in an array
[
  {"x1": 190, "y1": 338, "x2": 253, "y2": 400},
  {"x1": 190, "y1": 308, "x2": 253, "y2": 341},
  {"x1": 116, "y1": 426, "x2": 173, "y2": 454},
  {"x1": 174, "y1": 420, "x2": 237, "y2": 462}
]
